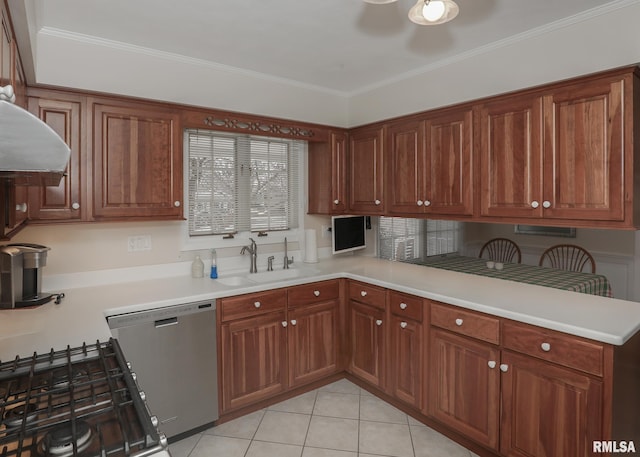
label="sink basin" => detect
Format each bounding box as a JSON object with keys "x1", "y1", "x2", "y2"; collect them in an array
[
  {"x1": 216, "y1": 276, "x2": 256, "y2": 286},
  {"x1": 247, "y1": 268, "x2": 318, "y2": 283}
]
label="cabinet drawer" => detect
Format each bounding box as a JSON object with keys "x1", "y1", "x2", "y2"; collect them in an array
[
  {"x1": 288, "y1": 280, "x2": 340, "y2": 307},
  {"x1": 389, "y1": 291, "x2": 423, "y2": 322},
  {"x1": 502, "y1": 321, "x2": 604, "y2": 376},
  {"x1": 431, "y1": 302, "x2": 500, "y2": 345},
  {"x1": 348, "y1": 281, "x2": 386, "y2": 309},
  {"x1": 220, "y1": 289, "x2": 287, "y2": 322}
]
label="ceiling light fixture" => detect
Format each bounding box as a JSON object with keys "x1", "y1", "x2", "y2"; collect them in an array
[{"x1": 364, "y1": 0, "x2": 459, "y2": 25}]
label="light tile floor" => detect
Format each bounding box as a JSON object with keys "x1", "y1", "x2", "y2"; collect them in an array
[{"x1": 169, "y1": 379, "x2": 481, "y2": 457}]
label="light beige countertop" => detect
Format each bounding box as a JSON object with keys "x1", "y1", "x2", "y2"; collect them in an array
[{"x1": 2, "y1": 256, "x2": 640, "y2": 361}]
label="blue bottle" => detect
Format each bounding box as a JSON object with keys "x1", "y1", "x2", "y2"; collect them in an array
[{"x1": 210, "y1": 249, "x2": 218, "y2": 279}]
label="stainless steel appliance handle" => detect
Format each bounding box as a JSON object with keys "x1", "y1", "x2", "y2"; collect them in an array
[{"x1": 154, "y1": 317, "x2": 178, "y2": 328}]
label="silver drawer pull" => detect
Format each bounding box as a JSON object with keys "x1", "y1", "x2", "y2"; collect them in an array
[
  {"x1": 376, "y1": 319, "x2": 383, "y2": 326},
  {"x1": 313, "y1": 290, "x2": 320, "y2": 297},
  {"x1": 254, "y1": 301, "x2": 261, "y2": 308},
  {"x1": 399, "y1": 303, "x2": 407, "y2": 310},
  {"x1": 361, "y1": 291, "x2": 368, "y2": 297},
  {"x1": 541, "y1": 342, "x2": 551, "y2": 352},
  {"x1": 400, "y1": 322, "x2": 408, "y2": 329},
  {"x1": 455, "y1": 318, "x2": 463, "y2": 326},
  {"x1": 487, "y1": 360, "x2": 496, "y2": 369}
]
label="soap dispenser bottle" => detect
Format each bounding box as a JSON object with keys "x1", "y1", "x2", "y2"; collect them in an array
[
  {"x1": 210, "y1": 249, "x2": 218, "y2": 279},
  {"x1": 191, "y1": 255, "x2": 204, "y2": 278}
]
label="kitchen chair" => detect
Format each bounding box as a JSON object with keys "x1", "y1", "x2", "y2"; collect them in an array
[
  {"x1": 478, "y1": 238, "x2": 522, "y2": 263},
  {"x1": 538, "y1": 244, "x2": 596, "y2": 273}
]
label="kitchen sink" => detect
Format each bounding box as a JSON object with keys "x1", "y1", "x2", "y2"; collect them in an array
[
  {"x1": 246, "y1": 267, "x2": 318, "y2": 283},
  {"x1": 216, "y1": 276, "x2": 256, "y2": 286}
]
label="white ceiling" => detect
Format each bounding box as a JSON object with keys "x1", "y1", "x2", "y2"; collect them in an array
[{"x1": 33, "y1": 0, "x2": 623, "y2": 95}]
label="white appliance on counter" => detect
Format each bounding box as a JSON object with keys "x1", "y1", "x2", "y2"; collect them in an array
[{"x1": 107, "y1": 300, "x2": 218, "y2": 440}]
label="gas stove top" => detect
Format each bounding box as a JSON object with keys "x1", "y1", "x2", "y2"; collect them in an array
[{"x1": 0, "y1": 340, "x2": 168, "y2": 457}]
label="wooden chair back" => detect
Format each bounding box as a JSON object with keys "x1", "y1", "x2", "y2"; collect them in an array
[
  {"x1": 478, "y1": 238, "x2": 522, "y2": 263},
  {"x1": 538, "y1": 244, "x2": 596, "y2": 273}
]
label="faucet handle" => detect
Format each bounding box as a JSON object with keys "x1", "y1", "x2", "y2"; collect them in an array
[{"x1": 267, "y1": 256, "x2": 275, "y2": 271}]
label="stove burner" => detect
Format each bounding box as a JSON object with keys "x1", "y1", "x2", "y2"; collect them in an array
[
  {"x1": 3, "y1": 400, "x2": 38, "y2": 428},
  {"x1": 40, "y1": 421, "x2": 93, "y2": 457},
  {"x1": 46, "y1": 368, "x2": 88, "y2": 390}
]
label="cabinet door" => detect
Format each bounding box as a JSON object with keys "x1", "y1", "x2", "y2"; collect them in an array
[
  {"x1": 389, "y1": 314, "x2": 423, "y2": 408},
  {"x1": 500, "y1": 350, "x2": 603, "y2": 457},
  {"x1": 479, "y1": 96, "x2": 543, "y2": 218},
  {"x1": 288, "y1": 300, "x2": 339, "y2": 387},
  {"x1": 424, "y1": 108, "x2": 474, "y2": 216},
  {"x1": 349, "y1": 126, "x2": 384, "y2": 214},
  {"x1": 308, "y1": 132, "x2": 348, "y2": 214},
  {"x1": 428, "y1": 329, "x2": 500, "y2": 450},
  {"x1": 92, "y1": 103, "x2": 182, "y2": 219},
  {"x1": 386, "y1": 120, "x2": 426, "y2": 215},
  {"x1": 542, "y1": 78, "x2": 625, "y2": 221},
  {"x1": 349, "y1": 300, "x2": 386, "y2": 388},
  {"x1": 220, "y1": 311, "x2": 287, "y2": 413},
  {"x1": 28, "y1": 96, "x2": 85, "y2": 221}
]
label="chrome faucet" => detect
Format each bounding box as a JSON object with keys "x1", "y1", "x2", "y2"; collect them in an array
[
  {"x1": 283, "y1": 237, "x2": 293, "y2": 269},
  {"x1": 240, "y1": 238, "x2": 258, "y2": 273}
]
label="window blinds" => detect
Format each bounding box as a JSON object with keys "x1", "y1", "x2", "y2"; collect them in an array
[
  {"x1": 378, "y1": 217, "x2": 461, "y2": 262},
  {"x1": 186, "y1": 129, "x2": 301, "y2": 236}
]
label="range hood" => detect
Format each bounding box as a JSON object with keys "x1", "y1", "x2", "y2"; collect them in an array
[{"x1": 0, "y1": 85, "x2": 70, "y2": 186}]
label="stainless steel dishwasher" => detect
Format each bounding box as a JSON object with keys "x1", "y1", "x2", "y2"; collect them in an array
[{"x1": 107, "y1": 300, "x2": 218, "y2": 440}]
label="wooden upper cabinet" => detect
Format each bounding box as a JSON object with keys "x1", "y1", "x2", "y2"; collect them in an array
[
  {"x1": 308, "y1": 131, "x2": 348, "y2": 214},
  {"x1": 479, "y1": 71, "x2": 633, "y2": 226},
  {"x1": 387, "y1": 108, "x2": 473, "y2": 217},
  {"x1": 348, "y1": 126, "x2": 384, "y2": 214},
  {"x1": 424, "y1": 108, "x2": 473, "y2": 216},
  {"x1": 542, "y1": 78, "x2": 625, "y2": 222},
  {"x1": 92, "y1": 102, "x2": 183, "y2": 220},
  {"x1": 27, "y1": 94, "x2": 85, "y2": 221},
  {"x1": 479, "y1": 95, "x2": 544, "y2": 218}
]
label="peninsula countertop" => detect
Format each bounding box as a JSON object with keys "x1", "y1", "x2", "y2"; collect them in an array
[{"x1": 2, "y1": 256, "x2": 640, "y2": 361}]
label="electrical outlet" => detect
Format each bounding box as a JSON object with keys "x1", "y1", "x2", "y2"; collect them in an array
[{"x1": 127, "y1": 235, "x2": 152, "y2": 252}]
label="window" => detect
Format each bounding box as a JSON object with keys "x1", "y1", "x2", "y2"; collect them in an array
[
  {"x1": 186, "y1": 129, "x2": 302, "y2": 236},
  {"x1": 378, "y1": 217, "x2": 461, "y2": 262}
]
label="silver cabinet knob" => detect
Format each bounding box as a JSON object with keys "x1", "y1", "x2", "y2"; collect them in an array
[
  {"x1": 376, "y1": 319, "x2": 383, "y2": 326},
  {"x1": 282, "y1": 321, "x2": 288, "y2": 327},
  {"x1": 334, "y1": 199, "x2": 340, "y2": 205},
  {"x1": 399, "y1": 302, "x2": 407, "y2": 310},
  {"x1": 541, "y1": 342, "x2": 551, "y2": 352},
  {"x1": 500, "y1": 364, "x2": 509, "y2": 372},
  {"x1": 400, "y1": 322, "x2": 408, "y2": 329},
  {"x1": 291, "y1": 319, "x2": 297, "y2": 326},
  {"x1": 313, "y1": 290, "x2": 320, "y2": 297},
  {"x1": 424, "y1": 200, "x2": 431, "y2": 207},
  {"x1": 487, "y1": 361, "x2": 497, "y2": 369},
  {"x1": 542, "y1": 200, "x2": 551, "y2": 209},
  {"x1": 254, "y1": 301, "x2": 261, "y2": 308},
  {"x1": 71, "y1": 202, "x2": 80, "y2": 210},
  {"x1": 15, "y1": 203, "x2": 27, "y2": 212},
  {"x1": 455, "y1": 318, "x2": 463, "y2": 326},
  {"x1": 361, "y1": 290, "x2": 367, "y2": 297},
  {"x1": 531, "y1": 200, "x2": 540, "y2": 209},
  {"x1": 174, "y1": 201, "x2": 181, "y2": 207},
  {"x1": 374, "y1": 199, "x2": 381, "y2": 205},
  {"x1": 417, "y1": 200, "x2": 423, "y2": 206}
]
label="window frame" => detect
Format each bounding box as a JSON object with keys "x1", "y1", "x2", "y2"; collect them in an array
[{"x1": 180, "y1": 130, "x2": 306, "y2": 251}]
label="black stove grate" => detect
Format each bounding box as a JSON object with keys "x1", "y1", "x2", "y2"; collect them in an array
[{"x1": 0, "y1": 339, "x2": 164, "y2": 457}]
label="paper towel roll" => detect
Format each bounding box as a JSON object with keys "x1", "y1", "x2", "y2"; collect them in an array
[{"x1": 304, "y1": 229, "x2": 318, "y2": 263}]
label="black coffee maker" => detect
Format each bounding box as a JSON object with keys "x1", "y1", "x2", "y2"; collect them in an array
[{"x1": 0, "y1": 243, "x2": 63, "y2": 308}]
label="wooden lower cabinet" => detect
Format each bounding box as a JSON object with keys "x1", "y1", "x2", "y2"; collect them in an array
[
  {"x1": 389, "y1": 314, "x2": 423, "y2": 407},
  {"x1": 500, "y1": 350, "x2": 603, "y2": 457},
  {"x1": 348, "y1": 300, "x2": 386, "y2": 388},
  {"x1": 428, "y1": 328, "x2": 500, "y2": 450},
  {"x1": 288, "y1": 300, "x2": 339, "y2": 387},
  {"x1": 220, "y1": 311, "x2": 287, "y2": 413}
]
